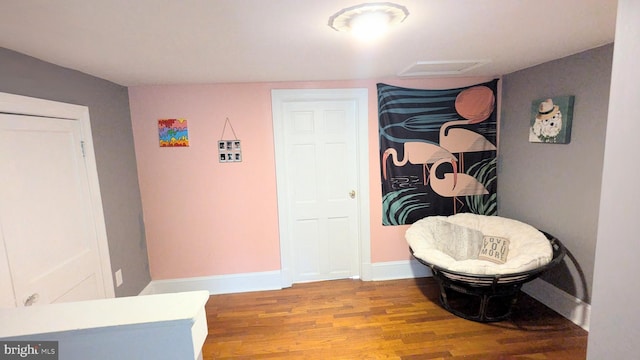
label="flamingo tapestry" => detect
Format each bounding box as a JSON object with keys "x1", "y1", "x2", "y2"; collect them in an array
[{"x1": 379, "y1": 80, "x2": 498, "y2": 225}]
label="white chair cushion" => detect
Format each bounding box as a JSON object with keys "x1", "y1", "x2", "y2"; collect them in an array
[{"x1": 406, "y1": 213, "x2": 552, "y2": 275}]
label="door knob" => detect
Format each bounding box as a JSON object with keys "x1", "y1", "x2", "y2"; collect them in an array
[
  {"x1": 24, "y1": 293, "x2": 39, "y2": 306},
  {"x1": 349, "y1": 190, "x2": 356, "y2": 199}
]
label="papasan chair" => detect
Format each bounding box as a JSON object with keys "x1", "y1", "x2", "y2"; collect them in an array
[{"x1": 406, "y1": 213, "x2": 565, "y2": 322}]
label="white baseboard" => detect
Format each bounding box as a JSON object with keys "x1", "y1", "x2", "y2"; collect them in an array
[
  {"x1": 137, "y1": 261, "x2": 427, "y2": 296},
  {"x1": 139, "y1": 270, "x2": 283, "y2": 296},
  {"x1": 139, "y1": 260, "x2": 427, "y2": 296},
  {"x1": 370, "y1": 259, "x2": 432, "y2": 280},
  {"x1": 138, "y1": 281, "x2": 155, "y2": 296},
  {"x1": 522, "y1": 278, "x2": 590, "y2": 331},
  {"x1": 137, "y1": 262, "x2": 589, "y2": 332},
  {"x1": 360, "y1": 262, "x2": 373, "y2": 281}
]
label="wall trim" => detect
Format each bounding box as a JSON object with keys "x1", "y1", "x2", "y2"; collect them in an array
[
  {"x1": 370, "y1": 259, "x2": 432, "y2": 280},
  {"x1": 138, "y1": 281, "x2": 155, "y2": 296},
  {"x1": 522, "y1": 278, "x2": 590, "y2": 331},
  {"x1": 139, "y1": 271, "x2": 283, "y2": 296},
  {"x1": 138, "y1": 262, "x2": 590, "y2": 332}
]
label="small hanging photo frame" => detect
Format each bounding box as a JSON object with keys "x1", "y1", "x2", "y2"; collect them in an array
[{"x1": 219, "y1": 118, "x2": 242, "y2": 162}]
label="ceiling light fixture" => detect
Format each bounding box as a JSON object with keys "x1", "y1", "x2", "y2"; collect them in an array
[{"x1": 328, "y1": 2, "x2": 409, "y2": 42}]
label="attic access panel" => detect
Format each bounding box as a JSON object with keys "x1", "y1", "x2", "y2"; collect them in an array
[{"x1": 398, "y1": 60, "x2": 491, "y2": 77}]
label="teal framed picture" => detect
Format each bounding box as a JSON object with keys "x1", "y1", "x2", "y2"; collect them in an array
[{"x1": 529, "y1": 95, "x2": 575, "y2": 144}]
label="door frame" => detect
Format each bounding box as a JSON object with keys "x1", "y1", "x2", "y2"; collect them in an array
[
  {"x1": 0, "y1": 92, "x2": 115, "y2": 299},
  {"x1": 272, "y1": 88, "x2": 371, "y2": 287}
]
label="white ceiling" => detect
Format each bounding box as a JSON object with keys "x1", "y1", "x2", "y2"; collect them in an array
[{"x1": 0, "y1": 0, "x2": 617, "y2": 86}]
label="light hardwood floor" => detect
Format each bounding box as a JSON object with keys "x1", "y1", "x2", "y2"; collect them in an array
[{"x1": 203, "y1": 277, "x2": 587, "y2": 359}]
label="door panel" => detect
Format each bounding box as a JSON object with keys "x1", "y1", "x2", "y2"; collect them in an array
[
  {"x1": 283, "y1": 100, "x2": 359, "y2": 283},
  {"x1": 52, "y1": 274, "x2": 100, "y2": 304},
  {"x1": 0, "y1": 114, "x2": 105, "y2": 306}
]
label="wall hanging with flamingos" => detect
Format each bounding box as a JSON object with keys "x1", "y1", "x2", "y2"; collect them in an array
[{"x1": 378, "y1": 80, "x2": 498, "y2": 225}]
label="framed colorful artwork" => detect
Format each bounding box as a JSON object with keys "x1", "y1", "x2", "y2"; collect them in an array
[
  {"x1": 529, "y1": 96, "x2": 575, "y2": 144},
  {"x1": 158, "y1": 118, "x2": 189, "y2": 147}
]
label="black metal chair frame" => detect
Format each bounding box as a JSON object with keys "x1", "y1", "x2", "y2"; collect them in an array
[{"x1": 410, "y1": 231, "x2": 566, "y2": 322}]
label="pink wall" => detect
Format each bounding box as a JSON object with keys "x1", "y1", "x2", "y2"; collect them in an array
[{"x1": 129, "y1": 76, "x2": 494, "y2": 280}]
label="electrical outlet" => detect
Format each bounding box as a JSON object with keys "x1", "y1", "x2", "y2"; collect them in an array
[{"x1": 115, "y1": 269, "x2": 123, "y2": 287}]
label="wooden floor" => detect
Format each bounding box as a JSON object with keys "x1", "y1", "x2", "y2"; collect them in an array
[{"x1": 202, "y1": 277, "x2": 587, "y2": 359}]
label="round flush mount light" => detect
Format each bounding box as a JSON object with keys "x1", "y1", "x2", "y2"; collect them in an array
[{"x1": 328, "y1": 2, "x2": 409, "y2": 41}]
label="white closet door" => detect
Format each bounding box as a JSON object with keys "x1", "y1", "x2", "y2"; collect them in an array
[{"x1": 0, "y1": 114, "x2": 106, "y2": 306}]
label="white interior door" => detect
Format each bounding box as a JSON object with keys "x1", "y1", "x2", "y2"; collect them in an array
[
  {"x1": 272, "y1": 89, "x2": 370, "y2": 285},
  {"x1": 0, "y1": 114, "x2": 105, "y2": 306},
  {"x1": 0, "y1": 93, "x2": 113, "y2": 307}
]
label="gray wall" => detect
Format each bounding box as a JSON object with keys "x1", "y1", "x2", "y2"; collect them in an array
[
  {"x1": 499, "y1": 44, "x2": 614, "y2": 303},
  {"x1": 588, "y1": 0, "x2": 640, "y2": 357},
  {"x1": 0, "y1": 48, "x2": 150, "y2": 297}
]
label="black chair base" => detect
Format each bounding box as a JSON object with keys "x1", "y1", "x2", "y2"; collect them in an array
[
  {"x1": 411, "y1": 231, "x2": 565, "y2": 322},
  {"x1": 433, "y1": 272, "x2": 523, "y2": 322}
]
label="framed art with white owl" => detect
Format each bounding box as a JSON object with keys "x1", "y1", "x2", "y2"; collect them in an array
[{"x1": 529, "y1": 95, "x2": 575, "y2": 144}]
